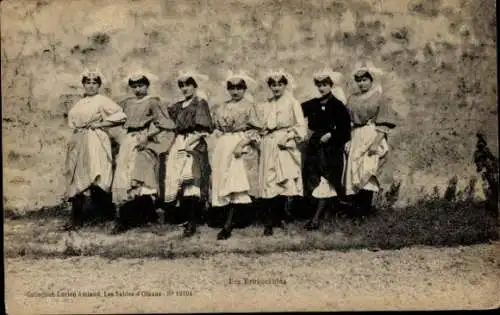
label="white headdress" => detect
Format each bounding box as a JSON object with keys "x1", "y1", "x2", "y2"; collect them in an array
[
  {"x1": 223, "y1": 70, "x2": 257, "y2": 102},
  {"x1": 81, "y1": 67, "x2": 106, "y2": 84},
  {"x1": 265, "y1": 68, "x2": 296, "y2": 90},
  {"x1": 177, "y1": 69, "x2": 209, "y2": 100},
  {"x1": 224, "y1": 70, "x2": 258, "y2": 91},
  {"x1": 125, "y1": 68, "x2": 159, "y2": 84},
  {"x1": 313, "y1": 68, "x2": 347, "y2": 104},
  {"x1": 352, "y1": 60, "x2": 384, "y2": 93},
  {"x1": 177, "y1": 69, "x2": 209, "y2": 85}
]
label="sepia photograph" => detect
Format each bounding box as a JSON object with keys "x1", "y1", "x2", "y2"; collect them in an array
[{"x1": 2, "y1": 0, "x2": 499, "y2": 313}]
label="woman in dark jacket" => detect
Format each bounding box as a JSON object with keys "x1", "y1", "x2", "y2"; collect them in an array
[
  {"x1": 163, "y1": 71, "x2": 214, "y2": 237},
  {"x1": 301, "y1": 69, "x2": 351, "y2": 230}
]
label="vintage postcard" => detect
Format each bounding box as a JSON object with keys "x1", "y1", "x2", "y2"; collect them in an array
[{"x1": 3, "y1": 0, "x2": 499, "y2": 313}]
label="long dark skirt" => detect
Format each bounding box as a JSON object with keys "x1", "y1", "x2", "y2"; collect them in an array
[{"x1": 302, "y1": 132, "x2": 345, "y2": 197}]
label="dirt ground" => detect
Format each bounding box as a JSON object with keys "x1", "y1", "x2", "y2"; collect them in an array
[{"x1": 6, "y1": 242, "x2": 499, "y2": 313}]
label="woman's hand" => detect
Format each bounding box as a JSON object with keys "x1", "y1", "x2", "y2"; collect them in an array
[
  {"x1": 136, "y1": 134, "x2": 149, "y2": 151},
  {"x1": 277, "y1": 130, "x2": 295, "y2": 149},
  {"x1": 367, "y1": 132, "x2": 385, "y2": 156},
  {"x1": 367, "y1": 143, "x2": 379, "y2": 156},
  {"x1": 213, "y1": 129, "x2": 223, "y2": 138},
  {"x1": 258, "y1": 129, "x2": 268, "y2": 137},
  {"x1": 344, "y1": 141, "x2": 351, "y2": 153},
  {"x1": 184, "y1": 135, "x2": 201, "y2": 151},
  {"x1": 89, "y1": 120, "x2": 116, "y2": 130},
  {"x1": 233, "y1": 146, "x2": 244, "y2": 158},
  {"x1": 88, "y1": 122, "x2": 102, "y2": 130},
  {"x1": 234, "y1": 139, "x2": 251, "y2": 158},
  {"x1": 278, "y1": 134, "x2": 289, "y2": 149},
  {"x1": 320, "y1": 132, "x2": 332, "y2": 143}
]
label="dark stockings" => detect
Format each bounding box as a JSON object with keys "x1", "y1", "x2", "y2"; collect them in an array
[
  {"x1": 217, "y1": 204, "x2": 237, "y2": 240},
  {"x1": 90, "y1": 185, "x2": 115, "y2": 221},
  {"x1": 353, "y1": 190, "x2": 374, "y2": 219},
  {"x1": 263, "y1": 196, "x2": 288, "y2": 236},
  {"x1": 182, "y1": 196, "x2": 202, "y2": 237},
  {"x1": 305, "y1": 197, "x2": 332, "y2": 230},
  {"x1": 65, "y1": 187, "x2": 110, "y2": 230},
  {"x1": 283, "y1": 197, "x2": 295, "y2": 222},
  {"x1": 113, "y1": 195, "x2": 157, "y2": 234},
  {"x1": 157, "y1": 152, "x2": 167, "y2": 206},
  {"x1": 65, "y1": 193, "x2": 86, "y2": 230}
]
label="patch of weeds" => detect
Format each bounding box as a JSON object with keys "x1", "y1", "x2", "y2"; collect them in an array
[
  {"x1": 376, "y1": 199, "x2": 496, "y2": 249},
  {"x1": 7, "y1": 150, "x2": 25, "y2": 162},
  {"x1": 70, "y1": 32, "x2": 110, "y2": 57},
  {"x1": 5, "y1": 202, "x2": 69, "y2": 220},
  {"x1": 80, "y1": 47, "x2": 96, "y2": 55},
  {"x1": 444, "y1": 176, "x2": 458, "y2": 201},
  {"x1": 391, "y1": 27, "x2": 410, "y2": 45},
  {"x1": 408, "y1": 0, "x2": 442, "y2": 18},
  {"x1": 328, "y1": 1, "x2": 347, "y2": 15},
  {"x1": 62, "y1": 243, "x2": 82, "y2": 256},
  {"x1": 90, "y1": 32, "x2": 110, "y2": 48}
]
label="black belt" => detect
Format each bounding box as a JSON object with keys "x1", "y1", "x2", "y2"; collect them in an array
[
  {"x1": 127, "y1": 126, "x2": 148, "y2": 132},
  {"x1": 265, "y1": 127, "x2": 290, "y2": 133}
]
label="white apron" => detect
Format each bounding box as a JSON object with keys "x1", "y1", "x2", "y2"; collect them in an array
[
  {"x1": 211, "y1": 132, "x2": 252, "y2": 207},
  {"x1": 164, "y1": 134, "x2": 203, "y2": 202},
  {"x1": 344, "y1": 123, "x2": 389, "y2": 195},
  {"x1": 112, "y1": 131, "x2": 157, "y2": 205}
]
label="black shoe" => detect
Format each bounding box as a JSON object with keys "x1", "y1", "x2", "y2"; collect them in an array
[
  {"x1": 276, "y1": 220, "x2": 287, "y2": 229},
  {"x1": 110, "y1": 222, "x2": 128, "y2": 235},
  {"x1": 217, "y1": 227, "x2": 232, "y2": 240},
  {"x1": 183, "y1": 222, "x2": 196, "y2": 238},
  {"x1": 283, "y1": 210, "x2": 295, "y2": 223},
  {"x1": 338, "y1": 199, "x2": 352, "y2": 207},
  {"x1": 61, "y1": 222, "x2": 79, "y2": 231},
  {"x1": 304, "y1": 220, "x2": 320, "y2": 231},
  {"x1": 263, "y1": 226, "x2": 273, "y2": 236}
]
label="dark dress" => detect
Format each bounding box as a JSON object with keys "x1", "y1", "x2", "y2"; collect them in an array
[
  {"x1": 167, "y1": 95, "x2": 214, "y2": 204},
  {"x1": 112, "y1": 95, "x2": 175, "y2": 205},
  {"x1": 301, "y1": 92, "x2": 352, "y2": 198}
]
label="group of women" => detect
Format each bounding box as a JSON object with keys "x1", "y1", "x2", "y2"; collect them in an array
[{"x1": 64, "y1": 61, "x2": 398, "y2": 240}]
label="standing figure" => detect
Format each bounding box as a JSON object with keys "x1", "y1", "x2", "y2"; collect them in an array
[
  {"x1": 302, "y1": 69, "x2": 352, "y2": 230},
  {"x1": 111, "y1": 71, "x2": 175, "y2": 233},
  {"x1": 344, "y1": 61, "x2": 398, "y2": 217},
  {"x1": 255, "y1": 70, "x2": 308, "y2": 236},
  {"x1": 164, "y1": 71, "x2": 214, "y2": 237},
  {"x1": 64, "y1": 69, "x2": 127, "y2": 230},
  {"x1": 211, "y1": 71, "x2": 260, "y2": 240}
]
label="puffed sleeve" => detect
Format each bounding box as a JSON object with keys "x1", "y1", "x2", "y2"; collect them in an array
[
  {"x1": 67, "y1": 108, "x2": 76, "y2": 129},
  {"x1": 194, "y1": 98, "x2": 214, "y2": 132},
  {"x1": 100, "y1": 95, "x2": 127, "y2": 123},
  {"x1": 167, "y1": 102, "x2": 181, "y2": 122},
  {"x1": 151, "y1": 97, "x2": 176, "y2": 130},
  {"x1": 375, "y1": 97, "x2": 398, "y2": 134},
  {"x1": 289, "y1": 97, "x2": 308, "y2": 142},
  {"x1": 210, "y1": 103, "x2": 223, "y2": 131},
  {"x1": 246, "y1": 102, "x2": 264, "y2": 131},
  {"x1": 235, "y1": 103, "x2": 260, "y2": 145},
  {"x1": 118, "y1": 97, "x2": 128, "y2": 112}
]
